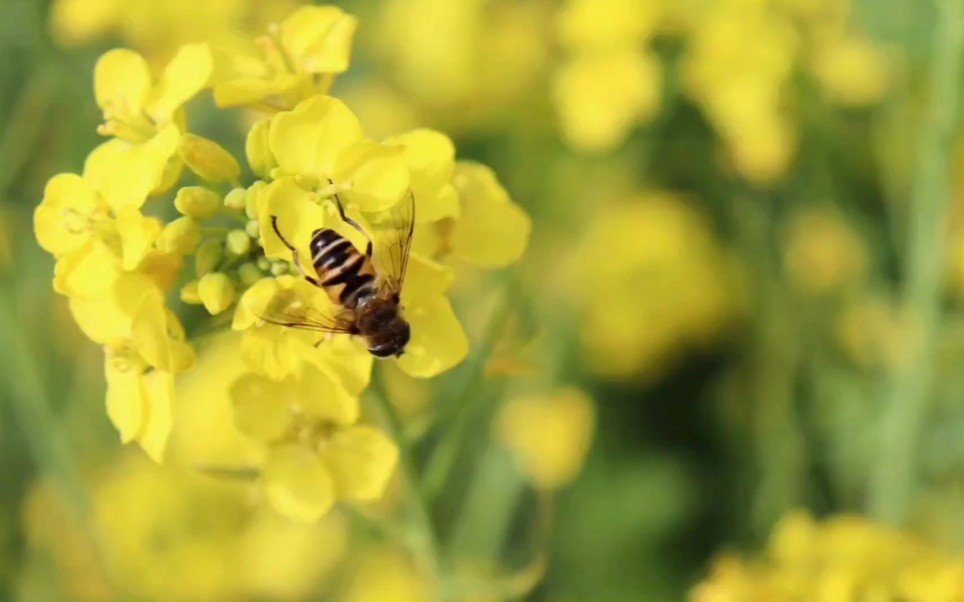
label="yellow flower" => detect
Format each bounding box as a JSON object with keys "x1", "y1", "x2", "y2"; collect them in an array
[
  {"x1": 264, "y1": 95, "x2": 409, "y2": 212},
  {"x1": 553, "y1": 49, "x2": 662, "y2": 153},
  {"x1": 95, "y1": 44, "x2": 212, "y2": 143},
  {"x1": 21, "y1": 452, "x2": 348, "y2": 602},
  {"x1": 337, "y1": 548, "x2": 436, "y2": 602},
  {"x1": 50, "y1": 0, "x2": 300, "y2": 64},
  {"x1": 229, "y1": 364, "x2": 397, "y2": 522},
  {"x1": 552, "y1": 0, "x2": 662, "y2": 152},
  {"x1": 810, "y1": 32, "x2": 889, "y2": 107},
  {"x1": 692, "y1": 511, "x2": 964, "y2": 602},
  {"x1": 212, "y1": 6, "x2": 357, "y2": 110},
  {"x1": 782, "y1": 208, "x2": 868, "y2": 296},
  {"x1": 568, "y1": 196, "x2": 739, "y2": 380},
  {"x1": 496, "y1": 388, "x2": 596, "y2": 490}
]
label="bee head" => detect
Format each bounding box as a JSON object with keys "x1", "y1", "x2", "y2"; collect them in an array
[{"x1": 368, "y1": 318, "x2": 410, "y2": 359}]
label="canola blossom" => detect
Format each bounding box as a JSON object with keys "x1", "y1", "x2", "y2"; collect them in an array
[
  {"x1": 692, "y1": 512, "x2": 964, "y2": 602},
  {"x1": 33, "y1": 5, "x2": 530, "y2": 523}
]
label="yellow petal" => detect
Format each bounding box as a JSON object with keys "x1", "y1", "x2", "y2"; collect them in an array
[
  {"x1": 177, "y1": 133, "x2": 241, "y2": 183},
  {"x1": 334, "y1": 140, "x2": 409, "y2": 213},
  {"x1": 269, "y1": 95, "x2": 363, "y2": 177},
  {"x1": 296, "y1": 364, "x2": 360, "y2": 426},
  {"x1": 246, "y1": 118, "x2": 276, "y2": 179},
  {"x1": 52, "y1": 240, "x2": 122, "y2": 298},
  {"x1": 50, "y1": 0, "x2": 120, "y2": 46},
  {"x1": 306, "y1": 335, "x2": 372, "y2": 396},
  {"x1": 67, "y1": 272, "x2": 154, "y2": 344},
  {"x1": 115, "y1": 206, "x2": 161, "y2": 270},
  {"x1": 94, "y1": 49, "x2": 150, "y2": 116},
  {"x1": 495, "y1": 388, "x2": 596, "y2": 490},
  {"x1": 264, "y1": 444, "x2": 336, "y2": 522},
  {"x1": 104, "y1": 355, "x2": 147, "y2": 443},
  {"x1": 239, "y1": 328, "x2": 309, "y2": 382},
  {"x1": 319, "y1": 426, "x2": 398, "y2": 501},
  {"x1": 137, "y1": 369, "x2": 175, "y2": 463},
  {"x1": 233, "y1": 277, "x2": 281, "y2": 330},
  {"x1": 280, "y1": 6, "x2": 358, "y2": 74},
  {"x1": 257, "y1": 177, "x2": 328, "y2": 261},
  {"x1": 34, "y1": 173, "x2": 100, "y2": 256},
  {"x1": 84, "y1": 125, "x2": 181, "y2": 210},
  {"x1": 147, "y1": 43, "x2": 213, "y2": 123},
  {"x1": 230, "y1": 373, "x2": 295, "y2": 442},
  {"x1": 400, "y1": 254, "x2": 454, "y2": 307},
  {"x1": 130, "y1": 285, "x2": 174, "y2": 370},
  {"x1": 396, "y1": 295, "x2": 468, "y2": 378},
  {"x1": 451, "y1": 163, "x2": 530, "y2": 267},
  {"x1": 386, "y1": 129, "x2": 458, "y2": 223},
  {"x1": 212, "y1": 73, "x2": 303, "y2": 109}
]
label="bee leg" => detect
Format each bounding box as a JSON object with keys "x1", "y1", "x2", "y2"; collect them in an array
[
  {"x1": 270, "y1": 215, "x2": 322, "y2": 287},
  {"x1": 328, "y1": 180, "x2": 373, "y2": 258}
]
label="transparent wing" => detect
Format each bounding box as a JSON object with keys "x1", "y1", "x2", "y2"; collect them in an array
[
  {"x1": 370, "y1": 190, "x2": 416, "y2": 299},
  {"x1": 255, "y1": 287, "x2": 356, "y2": 334}
]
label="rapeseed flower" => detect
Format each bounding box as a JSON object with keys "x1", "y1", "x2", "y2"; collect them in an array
[
  {"x1": 566, "y1": 195, "x2": 738, "y2": 380},
  {"x1": 34, "y1": 4, "x2": 528, "y2": 523},
  {"x1": 691, "y1": 511, "x2": 964, "y2": 602},
  {"x1": 496, "y1": 388, "x2": 596, "y2": 490}
]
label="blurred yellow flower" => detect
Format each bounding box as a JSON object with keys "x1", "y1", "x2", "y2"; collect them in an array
[
  {"x1": 692, "y1": 511, "x2": 964, "y2": 602},
  {"x1": 782, "y1": 208, "x2": 868, "y2": 296},
  {"x1": 368, "y1": 0, "x2": 550, "y2": 133},
  {"x1": 553, "y1": 0, "x2": 662, "y2": 153},
  {"x1": 568, "y1": 195, "x2": 739, "y2": 380},
  {"x1": 20, "y1": 453, "x2": 347, "y2": 601},
  {"x1": 496, "y1": 387, "x2": 596, "y2": 490},
  {"x1": 338, "y1": 548, "x2": 436, "y2": 602},
  {"x1": 50, "y1": 0, "x2": 298, "y2": 64},
  {"x1": 213, "y1": 6, "x2": 357, "y2": 110},
  {"x1": 810, "y1": 32, "x2": 890, "y2": 106},
  {"x1": 683, "y1": 1, "x2": 799, "y2": 184}
]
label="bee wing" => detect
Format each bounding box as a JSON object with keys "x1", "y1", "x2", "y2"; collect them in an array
[
  {"x1": 368, "y1": 190, "x2": 416, "y2": 300},
  {"x1": 255, "y1": 288, "x2": 356, "y2": 334}
]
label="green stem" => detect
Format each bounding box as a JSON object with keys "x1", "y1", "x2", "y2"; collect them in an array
[
  {"x1": 868, "y1": 0, "x2": 964, "y2": 524},
  {"x1": 421, "y1": 292, "x2": 515, "y2": 501},
  {"x1": 369, "y1": 370, "x2": 449, "y2": 599}
]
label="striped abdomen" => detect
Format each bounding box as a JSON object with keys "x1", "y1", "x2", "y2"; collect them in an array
[{"x1": 310, "y1": 229, "x2": 376, "y2": 309}]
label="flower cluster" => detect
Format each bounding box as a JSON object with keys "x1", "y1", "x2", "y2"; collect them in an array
[
  {"x1": 33, "y1": 5, "x2": 529, "y2": 521},
  {"x1": 692, "y1": 511, "x2": 964, "y2": 602},
  {"x1": 552, "y1": 0, "x2": 662, "y2": 152}
]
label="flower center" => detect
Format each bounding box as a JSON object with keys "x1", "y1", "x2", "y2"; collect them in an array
[{"x1": 97, "y1": 101, "x2": 158, "y2": 144}]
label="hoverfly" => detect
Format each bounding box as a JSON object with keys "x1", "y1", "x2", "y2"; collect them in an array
[{"x1": 261, "y1": 190, "x2": 415, "y2": 358}]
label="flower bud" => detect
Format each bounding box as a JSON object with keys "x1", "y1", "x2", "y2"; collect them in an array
[
  {"x1": 180, "y1": 280, "x2": 202, "y2": 304},
  {"x1": 174, "y1": 186, "x2": 221, "y2": 220},
  {"x1": 238, "y1": 262, "x2": 263, "y2": 287},
  {"x1": 245, "y1": 180, "x2": 267, "y2": 219},
  {"x1": 224, "y1": 187, "x2": 247, "y2": 211},
  {"x1": 195, "y1": 239, "x2": 224, "y2": 276},
  {"x1": 178, "y1": 133, "x2": 242, "y2": 183},
  {"x1": 245, "y1": 118, "x2": 276, "y2": 179},
  {"x1": 198, "y1": 272, "x2": 236, "y2": 315},
  {"x1": 226, "y1": 229, "x2": 251, "y2": 257},
  {"x1": 157, "y1": 217, "x2": 201, "y2": 255}
]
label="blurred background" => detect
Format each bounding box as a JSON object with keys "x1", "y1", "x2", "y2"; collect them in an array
[{"x1": 4, "y1": 0, "x2": 964, "y2": 600}]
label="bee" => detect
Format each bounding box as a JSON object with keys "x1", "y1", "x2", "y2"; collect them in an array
[{"x1": 262, "y1": 191, "x2": 415, "y2": 358}]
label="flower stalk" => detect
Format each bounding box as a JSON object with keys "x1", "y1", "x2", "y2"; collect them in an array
[{"x1": 868, "y1": 0, "x2": 964, "y2": 524}]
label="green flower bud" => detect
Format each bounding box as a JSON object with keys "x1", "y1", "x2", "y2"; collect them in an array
[
  {"x1": 270, "y1": 261, "x2": 289, "y2": 276},
  {"x1": 157, "y1": 217, "x2": 201, "y2": 255},
  {"x1": 177, "y1": 133, "x2": 242, "y2": 183},
  {"x1": 174, "y1": 186, "x2": 221, "y2": 220},
  {"x1": 224, "y1": 187, "x2": 247, "y2": 211},
  {"x1": 226, "y1": 229, "x2": 251, "y2": 257},
  {"x1": 256, "y1": 257, "x2": 271, "y2": 271},
  {"x1": 195, "y1": 239, "x2": 224, "y2": 276},
  {"x1": 238, "y1": 262, "x2": 263, "y2": 287},
  {"x1": 180, "y1": 280, "x2": 202, "y2": 304},
  {"x1": 245, "y1": 220, "x2": 260, "y2": 239},
  {"x1": 197, "y1": 272, "x2": 236, "y2": 315}
]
